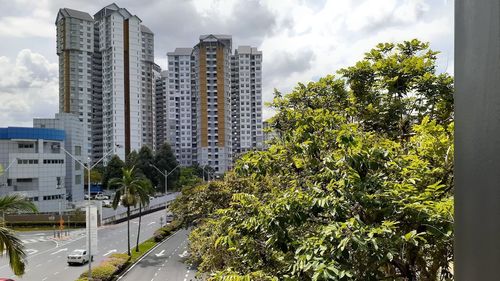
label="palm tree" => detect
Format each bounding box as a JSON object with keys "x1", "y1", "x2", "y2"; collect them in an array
[
  {"x1": 134, "y1": 179, "x2": 153, "y2": 252},
  {"x1": 0, "y1": 194, "x2": 37, "y2": 276},
  {"x1": 109, "y1": 167, "x2": 152, "y2": 255}
]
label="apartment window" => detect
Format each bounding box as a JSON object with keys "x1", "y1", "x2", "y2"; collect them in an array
[
  {"x1": 75, "y1": 175, "x2": 82, "y2": 185},
  {"x1": 75, "y1": 146, "x2": 82, "y2": 156},
  {"x1": 56, "y1": 177, "x2": 62, "y2": 187},
  {"x1": 75, "y1": 160, "x2": 81, "y2": 170}
]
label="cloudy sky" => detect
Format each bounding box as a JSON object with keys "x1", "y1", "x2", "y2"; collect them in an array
[{"x1": 0, "y1": 0, "x2": 453, "y2": 127}]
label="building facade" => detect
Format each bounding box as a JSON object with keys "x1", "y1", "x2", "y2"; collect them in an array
[
  {"x1": 0, "y1": 127, "x2": 67, "y2": 212},
  {"x1": 33, "y1": 113, "x2": 85, "y2": 203},
  {"x1": 55, "y1": 8, "x2": 93, "y2": 162},
  {"x1": 58, "y1": 3, "x2": 155, "y2": 164},
  {"x1": 192, "y1": 35, "x2": 233, "y2": 174},
  {"x1": 140, "y1": 25, "x2": 156, "y2": 150},
  {"x1": 166, "y1": 48, "x2": 195, "y2": 166},
  {"x1": 93, "y1": 3, "x2": 143, "y2": 162},
  {"x1": 155, "y1": 70, "x2": 168, "y2": 148},
  {"x1": 231, "y1": 46, "x2": 263, "y2": 156}
]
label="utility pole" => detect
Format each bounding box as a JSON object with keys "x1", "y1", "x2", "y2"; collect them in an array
[{"x1": 150, "y1": 163, "x2": 181, "y2": 194}]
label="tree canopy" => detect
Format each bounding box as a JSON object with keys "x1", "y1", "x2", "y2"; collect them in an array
[{"x1": 171, "y1": 40, "x2": 454, "y2": 281}]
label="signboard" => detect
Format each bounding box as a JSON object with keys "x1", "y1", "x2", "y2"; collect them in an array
[{"x1": 86, "y1": 205, "x2": 98, "y2": 252}]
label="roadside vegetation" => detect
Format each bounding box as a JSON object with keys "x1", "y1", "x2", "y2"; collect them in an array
[{"x1": 171, "y1": 39, "x2": 454, "y2": 280}]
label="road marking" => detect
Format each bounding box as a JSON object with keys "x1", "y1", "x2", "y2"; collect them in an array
[
  {"x1": 50, "y1": 248, "x2": 67, "y2": 255},
  {"x1": 54, "y1": 271, "x2": 59, "y2": 275},
  {"x1": 103, "y1": 249, "x2": 117, "y2": 256},
  {"x1": 26, "y1": 249, "x2": 38, "y2": 255},
  {"x1": 155, "y1": 250, "x2": 165, "y2": 257},
  {"x1": 42, "y1": 277, "x2": 47, "y2": 281},
  {"x1": 116, "y1": 229, "x2": 182, "y2": 280},
  {"x1": 148, "y1": 221, "x2": 156, "y2": 226}
]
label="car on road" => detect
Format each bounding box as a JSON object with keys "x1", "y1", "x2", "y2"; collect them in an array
[
  {"x1": 67, "y1": 249, "x2": 93, "y2": 265},
  {"x1": 94, "y1": 193, "x2": 109, "y2": 200},
  {"x1": 102, "y1": 199, "x2": 112, "y2": 207}
]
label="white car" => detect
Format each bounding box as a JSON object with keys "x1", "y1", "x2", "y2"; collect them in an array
[
  {"x1": 94, "y1": 193, "x2": 109, "y2": 200},
  {"x1": 67, "y1": 249, "x2": 93, "y2": 265},
  {"x1": 102, "y1": 199, "x2": 112, "y2": 207}
]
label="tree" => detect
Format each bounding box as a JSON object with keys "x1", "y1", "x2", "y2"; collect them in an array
[
  {"x1": 109, "y1": 167, "x2": 151, "y2": 256},
  {"x1": 125, "y1": 151, "x2": 138, "y2": 169},
  {"x1": 153, "y1": 143, "x2": 179, "y2": 193},
  {"x1": 84, "y1": 169, "x2": 103, "y2": 185},
  {"x1": 102, "y1": 155, "x2": 124, "y2": 189},
  {"x1": 0, "y1": 194, "x2": 38, "y2": 276},
  {"x1": 136, "y1": 146, "x2": 156, "y2": 186},
  {"x1": 176, "y1": 166, "x2": 203, "y2": 190},
  {"x1": 172, "y1": 40, "x2": 454, "y2": 280},
  {"x1": 134, "y1": 179, "x2": 153, "y2": 252}
]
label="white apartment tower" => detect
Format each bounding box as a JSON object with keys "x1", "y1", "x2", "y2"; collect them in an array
[
  {"x1": 192, "y1": 35, "x2": 233, "y2": 174},
  {"x1": 231, "y1": 46, "x2": 263, "y2": 155},
  {"x1": 55, "y1": 8, "x2": 93, "y2": 162},
  {"x1": 166, "y1": 48, "x2": 195, "y2": 166},
  {"x1": 155, "y1": 70, "x2": 168, "y2": 148},
  {"x1": 140, "y1": 25, "x2": 156, "y2": 150},
  {"x1": 93, "y1": 3, "x2": 144, "y2": 161}
]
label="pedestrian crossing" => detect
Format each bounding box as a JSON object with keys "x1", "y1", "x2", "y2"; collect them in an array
[{"x1": 21, "y1": 236, "x2": 52, "y2": 244}]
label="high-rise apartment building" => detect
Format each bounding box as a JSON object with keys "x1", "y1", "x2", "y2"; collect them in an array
[
  {"x1": 93, "y1": 3, "x2": 144, "y2": 161},
  {"x1": 55, "y1": 8, "x2": 94, "y2": 162},
  {"x1": 155, "y1": 70, "x2": 168, "y2": 148},
  {"x1": 140, "y1": 25, "x2": 156, "y2": 150},
  {"x1": 231, "y1": 46, "x2": 263, "y2": 155},
  {"x1": 192, "y1": 35, "x2": 233, "y2": 174},
  {"x1": 166, "y1": 48, "x2": 196, "y2": 166}
]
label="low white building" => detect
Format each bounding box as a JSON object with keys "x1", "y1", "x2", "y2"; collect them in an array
[
  {"x1": 0, "y1": 127, "x2": 68, "y2": 212},
  {"x1": 34, "y1": 113, "x2": 85, "y2": 203}
]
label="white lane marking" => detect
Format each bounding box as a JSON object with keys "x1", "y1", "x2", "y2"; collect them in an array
[
  {"x1": 26, "y1": 249, "x2": 38, "y2": 255},
  {"x1": 103, "y1": 249, "x2": 117, "y2": 256},
  {"x1": 147, "y1": 222, "x2": 156, "y2": 226},
  {"x1": 155, "y1": 250, "x2": 165, "y2": 257},
  {"x1": 42, "y1": 277, "x2": 47, "y2": 281},
  {"x1": 54, "y1": 271, "x2": 59, "y2": 275},
  {"x1": 50, "y1": 248, "x2": 67, "y2": 255}
]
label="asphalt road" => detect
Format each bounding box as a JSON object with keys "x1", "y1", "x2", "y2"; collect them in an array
[
  {"x1": 118, "y1": 228, "x2": 198, "y2": 281},
  {"x1": 0, "y1": 209, "x2": 171, "y2": 281}
]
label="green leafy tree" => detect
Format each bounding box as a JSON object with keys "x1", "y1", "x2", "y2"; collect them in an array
[
  {"x1": 102, "y1": 155, "x2": 124, "y2": 189},
  {"x1": 109, "y1": 167, "x2": 151, "y2": 255},
  {"x1": 136, "y1": 146, "x2": 156, "y2": 186},
  {"x1": 153, "y1": 143, "x2": 179, "y2": 193},
  {"x1": 172, "y1": 40, "x2": 454, "y2": 280},
  {"x1": 0, "y1": 193, "x2": 38, "y2": 276},
  {"x1": 176, "y1": 166, "x2": 203, "y2": 190},
  {"x1": 125, "y1": 151, "x2": 138, "y2": 169}
]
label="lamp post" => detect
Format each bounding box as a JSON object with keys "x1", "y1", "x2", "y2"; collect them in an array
[
  {"x1": 149, "y1": 163, "x2": 181, "y2": 194},
  {"x1": 59, "y1": 144, "x2": 121, "y2": 280}
]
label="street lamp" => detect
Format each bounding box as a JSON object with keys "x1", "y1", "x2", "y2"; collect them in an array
[
  {"x1": 202, "y1": 165, "x2": 214, "y2": 182},
  {"x1": 59, "y1": 143, "x2": 121, "y2": 280},
  {"x1": 149, "y1": 163, "x2": 181, "y2": 194}
]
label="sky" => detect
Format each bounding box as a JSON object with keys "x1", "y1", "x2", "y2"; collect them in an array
[{"x1": 0, "y1": 0, "x2": 453, "y2": 127}]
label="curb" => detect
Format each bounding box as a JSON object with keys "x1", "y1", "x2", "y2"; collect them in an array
[{"x1": 115, "y1": 229, "x2": 182, "y2": 280}]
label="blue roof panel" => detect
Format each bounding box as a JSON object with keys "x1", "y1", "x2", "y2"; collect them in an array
[{"x1": 0, "y1": 127, "x2": 65, "y2": 141}]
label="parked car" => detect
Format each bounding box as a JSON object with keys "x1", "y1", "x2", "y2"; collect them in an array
[{"x1": 67, "y1": 249, "x2": 93, "y2": 265}]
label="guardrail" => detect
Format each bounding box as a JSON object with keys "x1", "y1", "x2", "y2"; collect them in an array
[{"x1": 101, "y1": 200, "x2": 173, "y2": 225}]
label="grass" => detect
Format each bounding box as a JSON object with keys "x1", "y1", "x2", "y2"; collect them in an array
[{"x1": 130, "y1": 239, "x2": 157, "y2": 263}]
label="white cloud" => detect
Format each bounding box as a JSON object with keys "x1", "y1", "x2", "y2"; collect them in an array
[
  {"x1": 0, "y1": 0, "x2": 453, "y2": 123},
  {"x1": 0, "y1": 49, "x2": 58, "y2": 127}
]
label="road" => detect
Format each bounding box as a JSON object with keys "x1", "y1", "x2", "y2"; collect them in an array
[
  {"x1": 118, "y1": 228, "x2": 197, "y2": 281},
  {"x1": 0, "y1": 209, "x2": 171, "y2": 281},
  {"x1": 101, "y1": 193, "x2": 177, "y2": 219}
]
